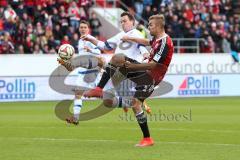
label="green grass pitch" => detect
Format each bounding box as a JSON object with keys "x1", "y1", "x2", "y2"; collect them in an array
[{"x1": 0, "y1": 97, "x2": 240, "y2": 160}]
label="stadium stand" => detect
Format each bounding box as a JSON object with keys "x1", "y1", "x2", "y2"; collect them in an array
[{"x1": 0, "y1": 0, "x2": 239, "y2": 54}]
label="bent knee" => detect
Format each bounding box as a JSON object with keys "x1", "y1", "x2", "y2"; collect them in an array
[{"x1": 110, "y1": 54, "x2": 125, "y2": 66}]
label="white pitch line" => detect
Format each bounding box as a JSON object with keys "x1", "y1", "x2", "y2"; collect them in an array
[
  {"x1": 95, "y1": 127, "x2": 240, "y2": 134},
  {"x1": 96, "y1": 127, "x2": 240, "y2": 134},
  {"x1": 0, "y1": 126, "x2": 240, "y2": 134},
  {"x1": 0, "y1": 137, "x2": 240, "y2": 147}
]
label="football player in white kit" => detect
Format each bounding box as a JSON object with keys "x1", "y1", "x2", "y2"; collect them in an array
[
  {"x1": 65, "y1": 20, "x2": 101, "y2": 125},
  {"x1": 81, "y1": 12, "x2": 151, "y2": 113}
]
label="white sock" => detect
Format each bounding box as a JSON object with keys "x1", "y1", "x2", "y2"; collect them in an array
[
  {"x1": 112, "y1": 96, "x2": 133, "y2": 108},
  {"x1": 73, "y1": 98, "x2": 82, "y2": 120},
  {"x1": 136, "y1": 110, "x2": 144, "y2": 116}
]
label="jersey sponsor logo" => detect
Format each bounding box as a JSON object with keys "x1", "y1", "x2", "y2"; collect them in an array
[
  {"x1": 153, "y1": 54, "x2": 161, "y2": 61},
  {"x1": 0, "y1": 79, "x2": 36, "y2": 100},
  {"x1": 178, "y1": 76, "x2": 220, "y2": 96}
]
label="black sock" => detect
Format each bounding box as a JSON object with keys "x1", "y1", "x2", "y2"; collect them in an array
[
  {"x1": 97, "y1": 63, "x2": 116, "y2": 89},
  {"x1": 136, "y1": 111, "x2": 150, "y2": 138}
]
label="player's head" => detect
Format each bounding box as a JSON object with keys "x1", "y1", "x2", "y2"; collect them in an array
[
  {"x1": 120, "y1": 12, "x2": 135, "y2": 32},
  {"x1": 79, "y1": 20, "x2": 90, "y2": 36},
  {"x1": 148, "y1": 14, "x2": 165, "y2": 36}
]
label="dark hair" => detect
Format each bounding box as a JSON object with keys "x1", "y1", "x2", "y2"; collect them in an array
[
  {"x1": 120, "y1": 12, "x2": 135, "y2": 22},
  {"x1": 80, "y1": 20, "x2": 90, "y2": 27}
]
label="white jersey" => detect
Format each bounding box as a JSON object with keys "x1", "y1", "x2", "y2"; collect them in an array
[
  {"x1": 104, "y1": 29, "x2": 148, "y2": 62},
  {"x1": 76, "y1": 35, "x2": 101, "y2": 89}
]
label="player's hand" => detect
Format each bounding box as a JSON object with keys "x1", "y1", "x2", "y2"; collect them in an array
[
  {"x1": 124, "y1": 61, "x2": 133, "y2": 70},
  {"x1": 81, "y1": 35, "x2": 91, "y2": 41},
  {"x1": 121, "y1": 36, "x2": 132, "y2": 42},
  {"x1": 142, "y1": 52, "x2": 150, "y2": 61},
  {"x1": 84, "y1": 46, "x2": 91, "y2": 52}
]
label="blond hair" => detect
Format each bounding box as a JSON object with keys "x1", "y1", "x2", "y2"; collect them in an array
[{"x1": 149, "y1": 14, "x2": 165, "y2": 28}]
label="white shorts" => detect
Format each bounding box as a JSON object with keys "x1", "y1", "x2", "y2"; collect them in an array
[
  {"x1": 75, "y1": 68, "x2": 102, "y2": 90},
  {"x1": 73, "y1": 53, "x2": 114, "y2": 91}
]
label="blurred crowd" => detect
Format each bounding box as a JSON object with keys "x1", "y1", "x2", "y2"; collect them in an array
[
  {"x1": 123, "y1": 0, "x2": 240, "y2": 53},
  {"x1": 0, "y1": 0, "x2": 102, "y2": 54},
  {"x1": 0, "y1": 0, "x2": 239, "y2": 54}
]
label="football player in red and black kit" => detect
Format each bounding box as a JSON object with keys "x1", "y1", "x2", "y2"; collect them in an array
[{"x1": 103, "y1": 14, "x2": 174, "y2": 147}]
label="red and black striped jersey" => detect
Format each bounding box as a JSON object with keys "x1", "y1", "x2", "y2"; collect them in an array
[{"x1": 148, "y1": 34, "x2": 174, "y2": 82}]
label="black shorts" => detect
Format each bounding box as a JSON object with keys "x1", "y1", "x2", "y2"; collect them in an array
[{"x1": 122, "y1": 57, "x2": 156, "y2": 102}]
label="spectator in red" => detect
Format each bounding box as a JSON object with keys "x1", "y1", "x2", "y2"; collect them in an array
[
  {"x1": 0, "y1": 0, "x2": 8, "y2": 8},
  {"x1": 35, "y1": 0, "x2": 48, "y2": 7},
  {"x1": 61, "y1": 35, "x2": 70, "y2": 45},
  {"x1": 68, "y1": 1, "x2": 81, "y2": 31},
  {"x1": 200, "y1": 30, "x2": 215, "y2": 53},
  {"x1": 183, "y1": 4, "x2": 194, "y2": 23},
  {"x1": 205, "y1": 36, "x2": 215, "y2": 53},
  {"x1": 0, "y1": 18, "x2": 4, "y2": 34},
  {"x1": 14, "y1": 22, "x2": 25, "y2": 45},
  {"x1": 78, "y1": 0, "x2": 92, "y2": 18},
  {"x1": 210, "y1": 0, "x2": 221, "y2": 14}
]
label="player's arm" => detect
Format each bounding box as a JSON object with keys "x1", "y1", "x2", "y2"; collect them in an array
[
  {"x1": 84, "y1": 42, "x2": 101, "y2": 55},
  {"x1": 122, "y1": 36, "x2": 150, "y2": 46},
  {"x1": 128, "y1": 31, "x2": 150, "y2": 60},
  {"x1": 125, "y1": 37, "x2": 169, "y2": 71},
  {"x1": 81, "y1": 35, "x2": 99, "y2": 46},
  {"x1": 84, "y1": 46, "x2": 101, "y2": 55},
  {"x1": 81, "y1": 34, "x2": 117, "y2": 51}
]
